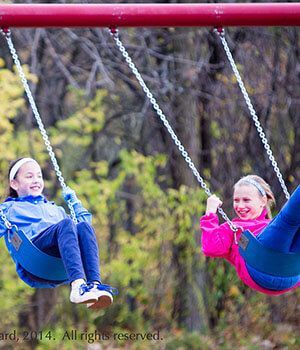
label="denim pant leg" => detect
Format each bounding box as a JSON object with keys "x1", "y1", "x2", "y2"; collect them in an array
[
  {"x1": 257, "y1": 185, "x2": 300, "y2": 253},
  {"x1": 32, "y1": 218, "x2": 86, "y2": 282},
  {"x1": 76, "y1": 222, "x2": 101, "y2": 283}
]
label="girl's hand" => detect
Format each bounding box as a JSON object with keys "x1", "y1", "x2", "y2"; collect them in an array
[
  {"x1": 62, "y1": 186, "x2": 80, "y2": 205},
  {"x1": 205, "y1": 195, "x2": 223, "y2": 215}
]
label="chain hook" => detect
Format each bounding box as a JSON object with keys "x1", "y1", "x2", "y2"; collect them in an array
[
  {"x1": 1, "y1": 27, "x2": 11, "y2": 38},
  {"x1": 109, "y1": 26, "x2": 118, "y2": 36},
  {"x1": 213, "y1": 27, "x2": 225, "y2": 37}
]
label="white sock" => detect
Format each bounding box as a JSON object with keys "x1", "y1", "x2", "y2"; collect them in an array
[
  {"x1": 93, "y1": 280, "x2": 101, "y2": 285},
  {"x1": 71, "y1": 278, "x2": 86, "y2": 289}
]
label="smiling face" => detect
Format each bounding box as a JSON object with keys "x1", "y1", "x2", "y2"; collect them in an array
[
  {"x1": 10, "y1": 161, "x2": 44, "y2": 197},
  {"x1": 233, "y1": 185, "x2": 267, "y2": 220}
]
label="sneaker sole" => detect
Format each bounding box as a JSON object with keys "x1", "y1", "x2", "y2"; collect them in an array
[
  {"x1": 71, "y1": 297, "x2": 98, "y2": 304},
  {"x1": 87, "y1": 295, "x2": 113, "y2": 310}
]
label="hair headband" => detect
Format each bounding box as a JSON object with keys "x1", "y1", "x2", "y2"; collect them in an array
[
  {"x1": 9, "y1": 158, "x2": 39, "y2": 181},
  {"x1": 239, "y1": 178, "x2": 266, "y2": 197}
]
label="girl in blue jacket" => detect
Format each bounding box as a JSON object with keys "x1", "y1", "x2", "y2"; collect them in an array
[{"x1": 0, "y1": 157, "x2": 116, "y2": 309}]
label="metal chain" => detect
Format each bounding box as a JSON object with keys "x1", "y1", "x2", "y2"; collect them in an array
[
  {"x1": 1, "y1": 29, "x2": 78, "y2": 223},
  {"x1": 110, "y1": 29, "x2": 239, "y2": 240},
  {"x1": 0, "y1": 207, "x2": 12, "y2": 230},
  {"x1": 216, "y1": 29, "x2": 290, "y2": 200}
]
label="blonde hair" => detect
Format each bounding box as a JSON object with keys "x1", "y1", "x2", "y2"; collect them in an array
[{"x1": 234, "y1": 175, "x2": 276, "y2": 219}]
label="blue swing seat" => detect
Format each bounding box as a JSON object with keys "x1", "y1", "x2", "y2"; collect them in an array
[
  {"x1": 239, "y1": 230, "x2": 300, "y2": 277},
  {"x1": 4, "y1": 226, "x2": 68, "y2": 282}
]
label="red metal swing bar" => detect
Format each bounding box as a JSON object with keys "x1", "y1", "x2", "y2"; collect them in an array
[{"x1": 0, "y1": 3, "x2": 299, "y2": 28}]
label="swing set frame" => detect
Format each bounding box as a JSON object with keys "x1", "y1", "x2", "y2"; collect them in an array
[{"x1": 0, "y1": 3, "x2": 300, "y2": 28}]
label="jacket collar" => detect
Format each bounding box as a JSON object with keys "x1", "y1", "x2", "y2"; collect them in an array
[{"x1": 5, "y1": 195, "x2": 48, "y2": 203}]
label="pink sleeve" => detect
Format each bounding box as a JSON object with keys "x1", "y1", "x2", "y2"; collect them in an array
[{"x1": 200, "y1": 213, "x2": 234, "y2": 257}]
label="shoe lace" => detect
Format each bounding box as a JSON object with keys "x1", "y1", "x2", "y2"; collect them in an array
[
  {"x1": 88, "y1": 282, "x2": 119, "y2": 296},
  {"x1": 79, "y1": 283, "x2": 93, "y2": 296}
]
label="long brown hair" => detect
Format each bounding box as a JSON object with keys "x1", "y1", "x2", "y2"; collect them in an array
[{"x1": 234, "y1": 175, "x2": 276, "y2": 219}]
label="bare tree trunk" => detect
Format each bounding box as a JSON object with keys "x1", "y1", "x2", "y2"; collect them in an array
[{"x1": 19, "y1": 289, "x2": 58, "y2": 348}]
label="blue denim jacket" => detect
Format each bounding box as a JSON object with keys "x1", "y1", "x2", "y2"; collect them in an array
[
  {"x1": 0, "y1": 195, "x2": 68, "y2": 240},
  {"x1": 0, "y1": 195, "x2": 91, "y2": 288}
]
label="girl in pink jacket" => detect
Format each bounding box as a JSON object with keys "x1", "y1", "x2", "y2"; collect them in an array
[{"x1": 200, "y1": 175, "x2": 300, "y2": 295}]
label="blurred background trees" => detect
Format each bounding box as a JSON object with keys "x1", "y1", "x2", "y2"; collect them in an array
[{"x1": 0, "y1": 0, "x2": 299, "y2": 349}]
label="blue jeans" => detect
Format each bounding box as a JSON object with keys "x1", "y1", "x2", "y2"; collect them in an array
[
  {"x1": 32, "y1": 218, "x2": 101, "y2": 283},
  {"x1": 247, "y1": 185, "x2": 300, "y2": 290}
]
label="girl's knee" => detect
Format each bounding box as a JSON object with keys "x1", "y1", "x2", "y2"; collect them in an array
[
  {"x1": 57, "y1": 218, "x2": 77, "y2": 234},
  {"x1": 76, "y1": 221, "x2": 95, "y2": 236},
  {"x1": 60, "y1": 218, "x2": 74, "y2": 227}
]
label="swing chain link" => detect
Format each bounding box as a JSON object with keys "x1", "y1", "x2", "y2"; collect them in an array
[
  {"x1": 0, "y1": 205, "x2": 21, "y2": 245},
  {"x1": 110, "y1": 29, "x2": 239, "y2": 239},
  {"x1": 0, "y1": 207, "x2": 12, "y2": 230},
  {"x1": 1, "y1": 29, "x2": 78, "y2": 223},
  {"x1": 215, "y1": 29, "x2": 290, "y2": 201}
]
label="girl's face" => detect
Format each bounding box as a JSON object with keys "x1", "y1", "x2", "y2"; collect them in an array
[
  {"x1": 10, "y1": 161, "x2": 44, "y2": 197},
  {"x1": 233, "y1": 185, "x2": 267, "y2": 220}
]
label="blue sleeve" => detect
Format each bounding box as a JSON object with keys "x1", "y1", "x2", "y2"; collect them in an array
[
  {"x1": 0, "y1": 203, "x2": 9, "y2": 238},
  {"x1": 58, "y1": 205, "x2": 69, "y2": 219},
  {"x1": 73, "y1": 203, "x2": 92, "y2": 224}
]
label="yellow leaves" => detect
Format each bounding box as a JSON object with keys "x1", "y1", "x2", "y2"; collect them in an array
[
  {"x1": 69, "y1": 89, "x2": 106, "y2": 133},
  {"x1": 119, "y1": 150, "x2": 167, "y2": 202},
  {"x1": 0, "y1": 240, "x2": 34, "y2": 326},
  {"x1": 0, "y1": 64, "x2": 43, "y2": 198},
  {"x1": 216, "y1": 72, "x2": 237, "y2": 85},
  {"x1": 228, "y1": 285, "x2": 241, "y2": 297},
  {"x1": 288, "y1": 174, "x2": 295, "y2": 183},
  {"x1": 0, "y1": 69, "x2": 24, "y2": 121},
  {"x1": 108, "y1": 231, "x2": 150, "y2": 291},
  {"x1": 0, "y1": 63, "x2": 40, "y2": 186},
  {"x1": 55, "y1": 89, "x2": 107, "y2": 149},
  {"x1": 0, "y1": 63, "x2": 38, "y2": 123},
  {"x1": 17, "y1": 64, "x2": 38, "y2": 84},
  {"x1": 92, "y1": 160, "x2": 109, "y2": 177},
  {"x1": 210, "y1": 120, "x2": 222, "y2": 139},
  {"x1": 242, "y1": 161, "x2": 252, "y2": 174}
]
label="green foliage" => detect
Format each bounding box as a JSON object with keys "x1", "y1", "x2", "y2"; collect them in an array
[
  {"x1": 65, "y1": 150, "x2": 206, "y2": 332},
  {"x1": 0, "y1": 59, "x2": 26, "y2": 121},
  {"x1": 0, "y1": 239, "x2": 35, "y2": 328},
  {"x1": 54, "y1": 88, "x2": 107, "y2": 147},
  {"x1": 0, "y1": 62, "x2": 46, "y2": 200}
]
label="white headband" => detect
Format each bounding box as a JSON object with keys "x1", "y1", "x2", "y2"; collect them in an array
[
  {"x1": 239, "y1": 178, "x2": 266, "y2": 197},
  {"x1": 9, "y1": 158, "x2": 39, "y2": 181}
]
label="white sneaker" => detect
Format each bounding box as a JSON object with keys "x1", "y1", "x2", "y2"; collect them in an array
[
  {"x1": 86, "y1": 282, "x2": 115, "y2": 310},
  {"x1": 70, "y1": 282, "x2": 98, "y2": 304}
]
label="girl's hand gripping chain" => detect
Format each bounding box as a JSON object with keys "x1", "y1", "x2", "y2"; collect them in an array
[
  {"x1": 206, "y1": 194, "x2": 223, "y2": 215},
  {"x1": 62, "y1": 187, "x2": 92, "y2": 224}
]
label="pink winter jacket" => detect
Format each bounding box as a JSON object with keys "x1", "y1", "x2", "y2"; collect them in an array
[{"x1": 200, "y1": 208, "x2": 299, "y2": 295}]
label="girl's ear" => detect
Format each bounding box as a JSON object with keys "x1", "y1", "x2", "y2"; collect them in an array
[
  {"x1": 10, "y1": 179, "x2": 18, "y2": 191},
  {"x1": 262, "y1": 195, "x2": 268, "y2": 207}
]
